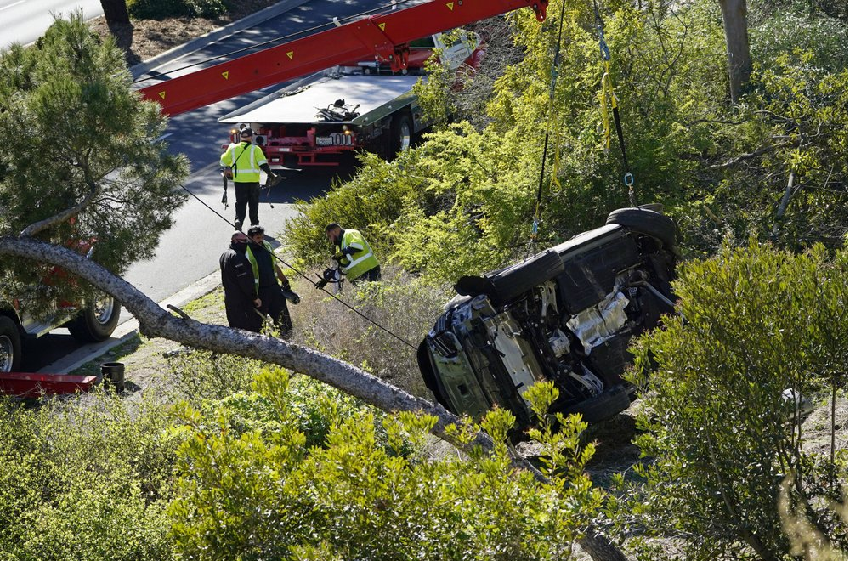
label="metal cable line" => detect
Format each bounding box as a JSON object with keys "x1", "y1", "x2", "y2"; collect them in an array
[{"x1": 177, "y1": 181, "x2": 418, "y2": 349}]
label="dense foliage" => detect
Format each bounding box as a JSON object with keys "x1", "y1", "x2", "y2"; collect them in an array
[
  {"x1": 287, "y1": 0, "x2": 848, "y2": 284},
  {"x1": 0, "y1": 15, "x2": 188, "y2": 315},
  {"x1": 127, "y1": 0, "x2": 229, "y2": 19},
  {"x1": 0, "y1": 393, "x2": 175, "y2": 560},
  {"x1": 169, "y1": 374, "x2": 602, "y2": 560},
  {"x1": 620, "y1": 242, "x2": 848, "y2": 559}
]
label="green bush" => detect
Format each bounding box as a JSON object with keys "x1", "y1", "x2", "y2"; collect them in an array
[
  {"x1": 0, "y1": 392, "x2": 177, "y2": 560},
  {"x1": 621, "y1": 242, "x2": 848, "y2": 559},
  {"x1": 169, "y1": 373, "x2": 603, "y2": 560},
  {"x1": 128, "y1": 0, "x2": 228, "y2": 19}
]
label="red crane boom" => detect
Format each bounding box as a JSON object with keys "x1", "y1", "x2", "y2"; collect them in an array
[{"x1": 138, "y1": 0, "x2": 548, "y2": 116}]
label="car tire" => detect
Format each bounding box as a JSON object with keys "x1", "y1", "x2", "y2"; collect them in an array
[
  {"x1": 68, "y1": 295, "x2": 121, "y2": 343},
  {"x1": 0, "y1": 316, "x2": 22, "y2": 372},
  {"x1": 606, "y1": 207, "x2": 677, "y2": 249},
  {"x1": 563, "y1": 384, "x2": 633, "y2": 424},
  {"x1": 487, "y1": 250, "x2": 563, "y2": 304}
]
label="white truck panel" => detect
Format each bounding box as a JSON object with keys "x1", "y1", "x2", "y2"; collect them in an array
[{"x1": 219, "y1": 74, "x2": 422, "y2": 125}]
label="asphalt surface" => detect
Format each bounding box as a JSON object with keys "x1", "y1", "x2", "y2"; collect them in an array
[
  {"x1": 22, "y1": 0, "x2": 404, "y2": 373},
  {"x1": 0, "y1": 0, "x2": 103, "y2": 50}
]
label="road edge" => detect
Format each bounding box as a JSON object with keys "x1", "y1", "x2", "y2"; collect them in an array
[
  {"x1": 130, "y1": 0, "x2": 312, "y2": 80},
  {"x1": 37, "y1": 271, "x2": 222, "y2": 374}
]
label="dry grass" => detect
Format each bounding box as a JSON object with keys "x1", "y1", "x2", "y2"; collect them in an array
[{"x1": 286, "y1": 266, "x2": 452, "y2": 399}]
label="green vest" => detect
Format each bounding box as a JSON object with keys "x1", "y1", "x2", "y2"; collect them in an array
[
  {"x1": 244, "y1": 241, "x2": 274, "y2": 296},
  {"x1": 220, "y1": 142, "x2": 267, "y2": 183},
  {"x1": 338, "y1": 229, "x2": 379, "y2": 281}
]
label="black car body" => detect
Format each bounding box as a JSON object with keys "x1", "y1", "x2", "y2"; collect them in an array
[{"x1": 417, "y1": 207, "x2": 678, "y2": 434}]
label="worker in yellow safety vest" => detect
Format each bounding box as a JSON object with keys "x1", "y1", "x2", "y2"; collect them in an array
[
  {"x1": 317, "y1": 223, "x2": 381, "y2": 288},
  {"x1": 220, "y1": 126, "x2": 276, "y2": 230},
  {"x1": 245, "y1": 225, "x2": 299, "y2": 336}
]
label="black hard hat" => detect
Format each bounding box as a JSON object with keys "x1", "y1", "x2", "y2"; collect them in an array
[
  {"x1": 247, "y1": 224, "x2": 264, "y2": 237},
  {"x1": 240, "y1": 126, "x2": 253, "y2": 138}
]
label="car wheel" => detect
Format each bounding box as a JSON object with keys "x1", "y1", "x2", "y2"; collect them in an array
[
  {"x1": 68, "y1": 295, "x2": 121, "y2": 343},
  {"x1": 0, "y1": 316, "x2": 22, "y2": 372},
  {"x1": 562, "y1": 384, "x2": 633, "y2": 424},
  {"x1": 487, "y1": 250, "x2": 564, "y2": 304},
  {"x1": 606, "y1": 207, "x2": 677, "y2": 249}
]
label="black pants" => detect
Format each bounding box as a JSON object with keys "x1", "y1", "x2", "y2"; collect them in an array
[
  {"x1": 352, "y1": 265, "x2": 382, "y2": 283},
  {"x1": 258, "y1": 285, "x2": 292, "y2": 336},
  {"x1": 224, "y1": 298, "x2": 263, "y2": 333},
  {"x1": 234, "y1": 182, "x2": 260, "y2": 227}
]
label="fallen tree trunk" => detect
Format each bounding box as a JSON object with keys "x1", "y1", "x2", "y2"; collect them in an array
[{"x1": 0, "y1": 235, "x2": 631, "y2": 561}]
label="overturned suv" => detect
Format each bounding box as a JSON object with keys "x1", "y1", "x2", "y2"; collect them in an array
[{"x1": 417, "y1": 206, "x2": 678, "y2": 434}]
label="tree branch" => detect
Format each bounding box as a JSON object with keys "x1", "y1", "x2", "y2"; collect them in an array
[
  {"x1": 18, "y1": 182, "x2": 100, "y2": 237},
  {"x1": 0, "y1": 236, "x2": 632, "y2": 561},
  {"x1": 709, "y1": 145, "x2": 773, "y2": 169},
  {"x1": 772, "y1": 170, "x2": 796, "y2": 238}
]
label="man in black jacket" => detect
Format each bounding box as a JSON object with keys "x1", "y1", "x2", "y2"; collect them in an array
[
  {"x1": 245, "y1": 225, "x2": 297, "y2": 337},
  {"x1": 219, "y1": 230, "x2": 263, "y2": 332}
]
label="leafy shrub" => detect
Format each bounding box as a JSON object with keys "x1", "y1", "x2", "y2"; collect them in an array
[
  {"x1": 0, "y1": 392, "x2": 177, "y2": 560},
  {"x1": 621, "y1": 242, "x2": 848, "y2": 559},
  {"x1": 169, "y1": 373, "x2": 603, "y2": 560},
  {"x1": 189, "y1": 368, "x2": 363, "y2": 449},
  {"x1": 128, "y1": 0, "x2": 228, "y2": 19},
  {"x1": 165, "y1": 346, "x2": 262, "y2": 401}
]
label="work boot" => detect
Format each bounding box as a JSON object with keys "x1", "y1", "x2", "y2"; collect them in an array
[{"x1": 234, "y1": 219, "x2": 243, "y2": 231}]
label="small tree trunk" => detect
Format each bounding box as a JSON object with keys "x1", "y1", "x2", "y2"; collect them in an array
[
  {"x1": 718, "y1": 0, "x2": 753, "y2": 103},
  {"x1": 100, "y1": 0, "x2": 130, "y2": 25}
]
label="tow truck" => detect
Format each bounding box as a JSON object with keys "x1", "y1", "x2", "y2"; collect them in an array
[
  {"x1": 135, "y1": 1, "x2": 548, "y2": 167},
  {"x1": 136, "y1": 0, "x2": 548, "y2": 115},
  {"x1": 218, "y1": 30, "x2": 484, "y2": 167},
  {"x1": 4, "y1": 0, "x2": 551, "y2": 395}
]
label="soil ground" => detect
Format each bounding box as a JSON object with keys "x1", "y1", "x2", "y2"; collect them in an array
[{"x1": 88, "y1": 1, "x2": 281, "y2": 65}]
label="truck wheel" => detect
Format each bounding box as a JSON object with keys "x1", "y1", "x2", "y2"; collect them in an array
[
  {"x1": 68, "y1": 295, "x2": 121, "y2": 343},
  {"x1": 0, "y1": 316, "x2": 21, "y2": 372},
  {"x1": 487, "y1": 250, "x2": 564, "y2": 305},
  {"x1": 391, "y1": 113, "x2": 413, "y2": 155},
  {"x1": 606, "y1": 207, "x2": 677, "y2": 249}
]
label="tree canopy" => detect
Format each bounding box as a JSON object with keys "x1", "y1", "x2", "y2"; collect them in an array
[{"x1": 0, "y1": 13, "x2": 188, "y2": 314}]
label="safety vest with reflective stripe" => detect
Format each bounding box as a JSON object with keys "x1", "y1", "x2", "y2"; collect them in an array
[
  {"x1": 220, "y1": 142, "x2": 266, "y2": 183},
  {"x1": 338, "y1": 229, "x2": 379, "y2": 281},
  {"x1": 244, "y1": 241, "x2": 274, "y2": 296}
]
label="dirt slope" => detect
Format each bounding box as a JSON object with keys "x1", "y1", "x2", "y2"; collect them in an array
[{"x1": 88, "y1": 1, "x2": 280, "y2": 65}]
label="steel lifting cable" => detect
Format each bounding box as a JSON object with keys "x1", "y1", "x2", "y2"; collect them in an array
[
  {"x1": 531, "y1": 1, "x2": 568, "y2": 248},
  {"x1": 592, "y1": 0, "x2": 636, "y2": 206},
  {"x1": 132, "y1": 0, "x2": 419, "y2": 86},
  {"x1": 177, "y1": 182, "x2": 418, "y2": 350}
]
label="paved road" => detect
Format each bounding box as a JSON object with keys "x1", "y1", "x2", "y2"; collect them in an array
[
  {"x1": 21, "y1": 1, "x2": 398, "y2": 373},
  {"x1": 0, "y1": 0, "x2": 103, "y2": 51},
  {"x1": 122, "y1": 0, "x2": 398, "y2": 302}
]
